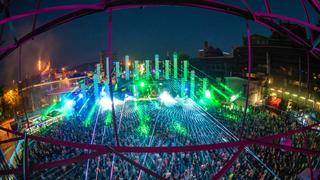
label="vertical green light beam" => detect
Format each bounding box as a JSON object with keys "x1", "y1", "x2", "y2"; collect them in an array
[
  {"x1": 173, "y1": 52, "x2": 178, "y2": 79},
  {"x1": 165, "y1": 60, "x2": 170, "y2": 80},
  {"x1": 104, "y1": 111, "x2": 112, "y2": 126},
  {"x1": 145, "y1": 60, "x2": 150, "y2": 80},
  {"x1": 83, "y1": 102, "x2": 97, "y2": 127},
  {"x1": 125, "y1": 55, "x2": 130, "y2": 80},
  {"x1": 105, "y1": 57, "x2": 110, "y2": 85},
  {"x1": 203, "y1": 78, "x2": 208, "y2": 95},
  {"x1": 116, "y1": 61, "x2": 120, "y2": 78},
  {"x1": 155, "y1": 54, "x2": 159, "y2": 80},
  {"x1": 190, "y1": 70, "x2": 195, "y2": 98},
  {"x1": 183, "y1": 60, "x2": 188, "y2": 81},
  {"x1": 134, "y1": 60, "x2": 139, "y2": 80}
]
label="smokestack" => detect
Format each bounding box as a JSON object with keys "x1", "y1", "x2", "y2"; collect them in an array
[{"x1": 204, "y1": 41, "x2": 209, "y2": 51}]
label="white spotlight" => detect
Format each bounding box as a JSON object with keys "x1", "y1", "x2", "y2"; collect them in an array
[
  {"x1": 159, "y1": 91, "x2": 176, "y2": 106},
  {"x1": 100, "y1": 97, "x2": 112, "y2": 111}
]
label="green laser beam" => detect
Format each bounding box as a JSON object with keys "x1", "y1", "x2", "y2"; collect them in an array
[
  {"x1": 211, "y1": 85, "x2": 229, "y2": 99},
  {"x1": 104, "y1": 111, "x2": 112, "y2": 126},
  {"x1": 219, "y1": 82, "x2": 234, "y2": 94},
  {"x1": 83, "y1": 102, "x2": 97, "y2": 127}
]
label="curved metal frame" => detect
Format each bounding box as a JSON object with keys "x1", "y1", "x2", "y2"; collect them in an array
[
  {"x1": 0, "y1": 0, "x2": 319, "y2": 179},
  {"x1": 0, "y1": 0, "x2": 319, "y2": 60}
]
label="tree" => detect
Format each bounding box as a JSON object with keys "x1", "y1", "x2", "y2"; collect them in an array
[
  {"x1": 3, "y1": 88, "x2": 20, "y2": 107},
  {"x1": 2, "y1": 86, "x2": 21, "y2": 118}
]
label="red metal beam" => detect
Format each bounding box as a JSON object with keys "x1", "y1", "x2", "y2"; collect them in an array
[
  {"x1": 0, "y1": 4, "x2": 103, "y2": 25},
  {"x1": 211, "y1": 146, "x2": 245, "y2": 179},
  {"x1": 0, "y1": 137, "x2": 23, "y2": 145},
  {"x1": 306, "y1": 0, "x2": 320, "y2": 14}
]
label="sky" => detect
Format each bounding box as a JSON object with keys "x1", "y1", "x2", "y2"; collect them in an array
[{"x1": 0, "y1": 0, "x2": 319, "y2": 85}]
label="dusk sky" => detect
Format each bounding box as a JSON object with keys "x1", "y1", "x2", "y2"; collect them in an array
[{"x1": 0, "y1": 0, "x2": 318, "y2": 85}]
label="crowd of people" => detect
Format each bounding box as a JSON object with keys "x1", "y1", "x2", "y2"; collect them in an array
[
  {"x1": 5, "y1": 89, "x2": 319, "y2": 179},
  {"x1": 210, "y1": 105, "x2": 320, "y2": 179}
]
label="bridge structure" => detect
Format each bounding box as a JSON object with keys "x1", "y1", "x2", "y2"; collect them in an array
[{"x1": 0, "y1": 0, "x2": 320, "y2": 179}]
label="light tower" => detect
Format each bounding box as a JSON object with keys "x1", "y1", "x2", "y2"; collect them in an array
[
  {"x1": 125, "y1": 55, "x2": 130, "y2": 80},
  {"x1": 165, "y1": 60, "x2": 170, "y2": 80},
  {"x1": 183, "y1": 60, "x2": 188, "y2": 81},
  {"x1": 134, "y1": 60, "x2": 139, "y2": 80},
  {"x1": 100, "y1": 50, "x2": 106, "y2": 78},
  {"x1": 115, "y1": 61, "x2": 120, "y2": 78},
  {"x1": 173, "y1": 52, "x2": 178, "y2": 79},
  {"x1": 145, "y1": 60, "x2": 150, "y2": 80},
  {"x1": 96, "y1": 64, "x2": 101, "y2": 82},
  {"x1": 190, "y1": 70, "x2": 195, "y2": 98},
  {"x1": 93, "y1": 73, "x2": 99, "y2": 100},
  {"x1": 105, "y1": 57, "x2": 110, "y2": 85},
  {"x1": 155, "y1": 54, "x2": 159, "y2": 80}
]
